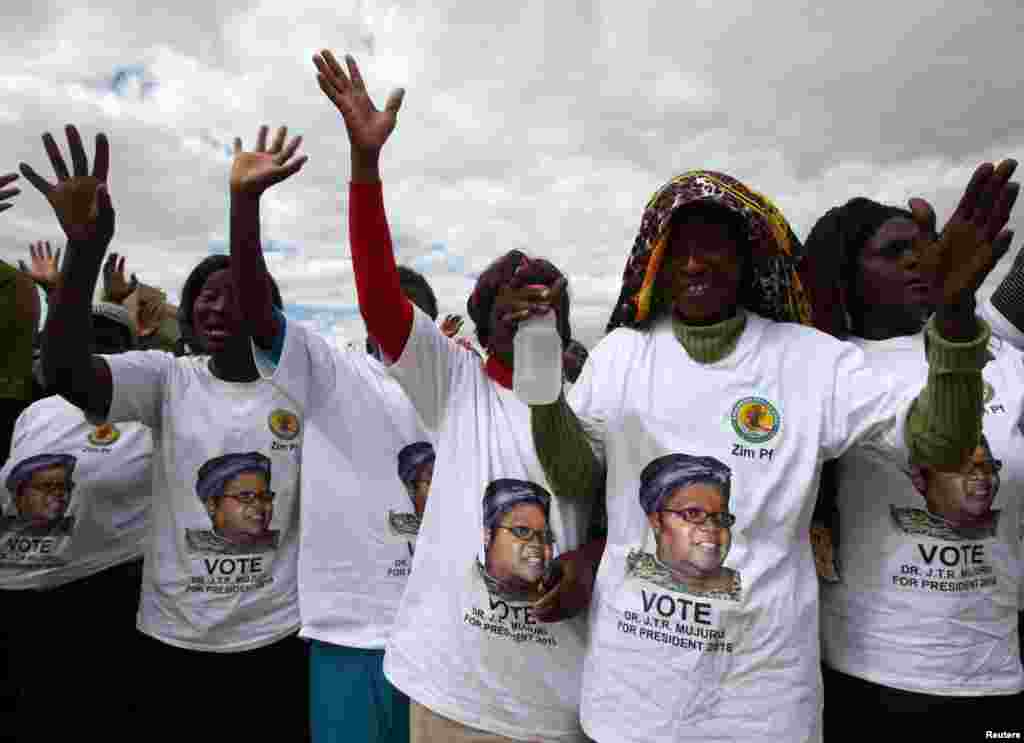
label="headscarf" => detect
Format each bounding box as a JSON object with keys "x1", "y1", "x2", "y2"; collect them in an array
[
  {"x1": 397, "y1": 441, "x2": 436, "y2": 489},
  {"x1": 195, "y1": 452, "x2": 272, "y2": 504},
  {"x1": 638, "y1": 453, "x2": 731, "y2": 515},
  {"x1": 467, "y1": 251, "x2": 571, "y2": 350},
  {"x1": 800, "y1": 197, "x2": 915, "y2": 339},
  {"x1": 5, "y1": 453, "x2": 77, "y2": 497},
  {"x1": 481, "y1": 478, "x2": 551, "y2": 529},
  {"x1": 607, "y1": 171, "x2": 812, "y2": 333}
]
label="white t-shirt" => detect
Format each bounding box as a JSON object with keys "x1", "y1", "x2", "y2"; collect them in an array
[
  {"x1": 103, "y1": 346, "x2": 305, "y2": 652},
  {"x1": 569, "y1": 313, "x2": 914, "y2": 743},
  {"x1": 0, "y1": 395, "x2": 151, "y2": 590},
  {"x1": 821, "y1": 332, "x2": 1023, "y2": 695},
  {"x1": 383, "y1": 307, "x2": 592, "y2": 743},
  {"x1": 980, "y1": 297, "x2": 1024, "y2": 613},
  {"x1": 253, "y1": 320, "x2": 435, "y2": 649}
]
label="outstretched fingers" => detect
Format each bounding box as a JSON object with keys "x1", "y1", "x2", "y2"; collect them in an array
[
  {"x1": 255, "y1": 124, "x2": 269, "y2": 153},
  {"x1": 319, "y1": 50, "x2": 351, "y2": 91},
  {"x1": 984, "y1": 180, "x2": 1020, "y2": 244},
  {"x1": 92, "y1": 132, "x2": 110, "y2": 181},
  {"x1": 269, "y1": 126, "x2": 287, "y2": 155},
  {"x1": 41, "y1": 131, "x2": 70, "y2": 181},
  {"x1": 277, "y1": 134, "x2": 303, "y2": 165},
  {"x1": 65, "y1": 125, "x2": 89, "y2": 177}
]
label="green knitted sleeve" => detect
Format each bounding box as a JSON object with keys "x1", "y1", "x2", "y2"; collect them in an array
[
  {"x1": 531, "y1": 395, "x2": 604, "y2": 502},
  {"x1": 905, "y1": 317, "x2": 990, "y2": 470}
]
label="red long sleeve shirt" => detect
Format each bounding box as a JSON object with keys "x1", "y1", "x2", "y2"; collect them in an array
[{"x1": 348, "y1": 181, "x2": 511, "y2": 388}]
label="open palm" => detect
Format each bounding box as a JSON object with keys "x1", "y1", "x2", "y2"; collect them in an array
[
  {"x1": 20, "y1": 126, "x2": 114, "y2": 247},
  {"x1": 917, "y1": 159, "x2": 1019, "y2": 307},
  {"x1": 230, "y1": 125, "x2": 308, "y2": 196},
  {"x1": 312, "y1": 50, "x2": 404, "y2": 155}
]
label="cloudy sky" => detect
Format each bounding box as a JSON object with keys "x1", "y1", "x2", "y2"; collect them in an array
[{"x1": 1, "y1": 0, "x2": 1021, "y2": 348}]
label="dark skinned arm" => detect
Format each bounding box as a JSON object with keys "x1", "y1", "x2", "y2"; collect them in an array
[
  {"x1": 228, "y1": 125, "x2": 307, "y2": 350},
  {"x1": 19, "y1": 126, "x2": 116, "y2": 420}
]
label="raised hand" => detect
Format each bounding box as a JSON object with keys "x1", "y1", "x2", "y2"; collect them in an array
[
  {"x1": 0, "y1": 172, "x2": 19, "y2": 213},
  {"x1": 440, "y1": 314, "x2": 464, "y2": 338},
  {"x1": 19, "y1": 125, "x2": 114, "y2": 247},
  {"x1": 230, "y1": 125, "x2": 308, "y2": 197},
  {"x1": 102, "y1": 252, "x2": 139, "y2": 303},
  {"x1": 18, "y1": 240, "x2": 61, "y2": 292},
  {"x1": 312, "y1": 51, "x2": 404, "y2": 162},
  {"x1": 917, "y1": 160, "x2": 1019, "y2": 317}
]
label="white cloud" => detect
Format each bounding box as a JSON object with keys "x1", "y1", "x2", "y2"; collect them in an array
[{"x1": 1, "y1": 0, "x2": 1021, "y2": 352}]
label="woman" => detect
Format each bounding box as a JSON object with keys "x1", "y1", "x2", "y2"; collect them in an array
[
  {"x1": 530, "y1": 165, "x2": 1015, "y2": 742},
  {"x1": 802, "y1": 195, "x2": 1022, "y2": 731},
  {"x1": 0, "y1": 300, "x2": 151, "y2": 742},
  {"x1": 24, "y1": 124, "x2": 310, "y2": 741},
  {"x1": 309, "y1": 50, "x2": 602, "y2": 743}
]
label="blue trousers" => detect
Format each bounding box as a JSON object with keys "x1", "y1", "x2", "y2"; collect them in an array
[{"x1": 310, "y1": 641, "x2": 410, "y2": 743}]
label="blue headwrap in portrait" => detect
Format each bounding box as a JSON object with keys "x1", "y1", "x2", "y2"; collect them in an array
[
  {"x1": 482, "y1": 479, "x2": 551, "y2": 529},
  {"x1": 195, "y1": 452, "x2": 272, "y2": 504},
  {"x1": 638, "y1": 453, "x2": 731, "y2": 515},
  {"x1": 397, "y1": 442, "x2": 435, "y2": 488}
]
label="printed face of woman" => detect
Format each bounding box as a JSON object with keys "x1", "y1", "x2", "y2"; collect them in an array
[
  {"x1": 410, "y1": 460, "x2": 434, "y2": 517},
  {"x1": 16, "y1": 465, "x2": 72, "y2": 525},
  {"x1": 924, "y1": 443, "x2": 1001, "y2": 524},
  {"x1": 207, "y1": 470, "x2": 274, "y2": 544},
  {"x1": 649, "y1": 482, "x2": 732, "y2": 578},
  {"x1": 484, "y1": 502, "x2": 553, "y2": 587}
]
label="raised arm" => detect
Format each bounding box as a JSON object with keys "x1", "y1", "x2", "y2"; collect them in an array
[
  {"x1": 21, "y1": 125, "x2": 115, "y2": 419},
  {"x1": 905, "y1": 159, "x2": 1019, "y2": 468},
  {"x1": 101, "y1": 251, "x2": 138, "y2": 303},
  {"x1": 229, "y1": 124, "x2": 307, "y2": 349},
  {"x1": 312, "y1": 50, "x2": 412, "y2": 361},
  {"x1": 19, "y1": 240, "x2": 61, "y2": 302}
]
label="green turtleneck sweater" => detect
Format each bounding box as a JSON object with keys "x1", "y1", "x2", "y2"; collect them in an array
[{"x1": 531, "y1": 310, "x2": 990, "y2": 502}]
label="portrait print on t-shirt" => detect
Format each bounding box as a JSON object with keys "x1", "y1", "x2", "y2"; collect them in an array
[
  {"x1": 626, "y1": 453, "x2": 742, "y2": 601},
  {"x1": 0, "y1": 453, "x2": 78, "y2": 564},
  {"x1": 891, "y1": 434, "x2": 1003, "y2": 542},
  {"x1": 388, "y1": 441, "x2": 435, "y2": 555},
  {"x1": 477, "y1": 478, "x2": 558, "y2": 603},
  {"x1": 185, "y1": 452, "x2": 280, "y2": 556}
]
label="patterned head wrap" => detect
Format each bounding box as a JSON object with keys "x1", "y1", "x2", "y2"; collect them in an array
[
  {"x1": 638, "y1": 453, "x2": 731, "y2": 515},
  {"x1": 607, "y1": 171, "x2": 812, "y2": 333},
  {"x1": 397, "y1": 441, "x2": 436, "y2": 489},
  {"x1": 482, "y1": 478, "x2": 551, "y2": 529},
  {"x1": 195, "y1": 452, "x2": 272, "y2": 504},
  {"x1": 5, "y1": 454, "x2": 77, "y2": 497}
]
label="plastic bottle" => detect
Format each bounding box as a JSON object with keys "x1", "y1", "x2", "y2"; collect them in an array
[{"x1": 513, "y1": 309, "x2": 563, "y2": 405}]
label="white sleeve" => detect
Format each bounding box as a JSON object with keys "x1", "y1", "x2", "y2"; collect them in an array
[
  {"x1": 251, "y1": 319, "x2": 329, "y2": 415},
  {"x1": 387, "y1": 305, "x2": 461, "y2": 431},
  {"x1": 103, "y1": 351, "x2": 176, "y2": 429},
  {"x1": 823, "y1": 341, "x2": 913, "y2": 464},
  {"x1": 980, "y1": 297, "x2": 1024, "y2": 352}
]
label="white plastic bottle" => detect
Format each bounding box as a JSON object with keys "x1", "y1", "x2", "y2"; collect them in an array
[{"x1": 513, "y1": 310, "x2": 563, "y2": 405}]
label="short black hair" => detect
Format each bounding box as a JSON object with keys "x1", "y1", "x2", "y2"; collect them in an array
[
  {"x1": 398, "y1": 265, "x2": 439, "y2": 320},
  {"x1": 176, "y1": 255, "x2": 283, "y2": 355}
]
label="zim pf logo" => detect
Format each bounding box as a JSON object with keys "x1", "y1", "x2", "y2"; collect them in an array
[
  {"x1": 88, "y1": 422, "x2": 120, "y2": 446},
  {"x1": 268, "y1": 409, "x2": 301, "y2": 440},
  {"x1": 730, "y1": 397, "x2": 780, "y2": 444}
]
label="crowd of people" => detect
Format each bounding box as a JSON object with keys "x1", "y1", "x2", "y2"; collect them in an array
[{"x1": 0, "y1": 48, "x2": 1022, "y2": 743}]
